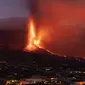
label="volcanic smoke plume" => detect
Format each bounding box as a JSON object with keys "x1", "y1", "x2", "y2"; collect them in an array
[{"x1": 25, "y1": 0, "x2": 85, "y2": 57}]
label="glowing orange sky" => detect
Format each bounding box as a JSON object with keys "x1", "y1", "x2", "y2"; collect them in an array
[{"x1": 34, "y1": 0, "x2": 85, "y2": 57}]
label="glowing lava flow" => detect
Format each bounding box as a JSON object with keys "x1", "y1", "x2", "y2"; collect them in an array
[{"x1": 24, "y1": 17, "x2": 85, "y2": 58}]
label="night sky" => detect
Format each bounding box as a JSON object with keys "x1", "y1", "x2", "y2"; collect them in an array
[
  {"x1": 0, "y1": 0, "x2": 85, "y2": 57},
  {"x1": 0, "y1": 0, "x2": 29, "y2": 19}
]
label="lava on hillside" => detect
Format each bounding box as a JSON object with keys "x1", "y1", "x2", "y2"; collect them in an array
[{"x1": 24, "y1": 17, "x2": 58, "y2": 56}]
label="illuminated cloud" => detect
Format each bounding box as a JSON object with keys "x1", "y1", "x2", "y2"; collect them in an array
[{"x1": 36, "y1": 0, "x2": 85, "y2": 57}]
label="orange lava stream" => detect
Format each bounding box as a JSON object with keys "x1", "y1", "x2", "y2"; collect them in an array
[{"x1": 24, "y1": 17, "x2": 85, "y2": 59}]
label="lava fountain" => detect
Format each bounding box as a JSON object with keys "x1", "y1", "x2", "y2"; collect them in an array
[{"x1": 24, "y1": 17, "x2": 41, "y2": 51}]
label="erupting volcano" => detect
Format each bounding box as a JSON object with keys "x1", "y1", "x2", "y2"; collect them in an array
[{"x1": 24, "y1": 17, "x2": 57, "y2": 55}]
